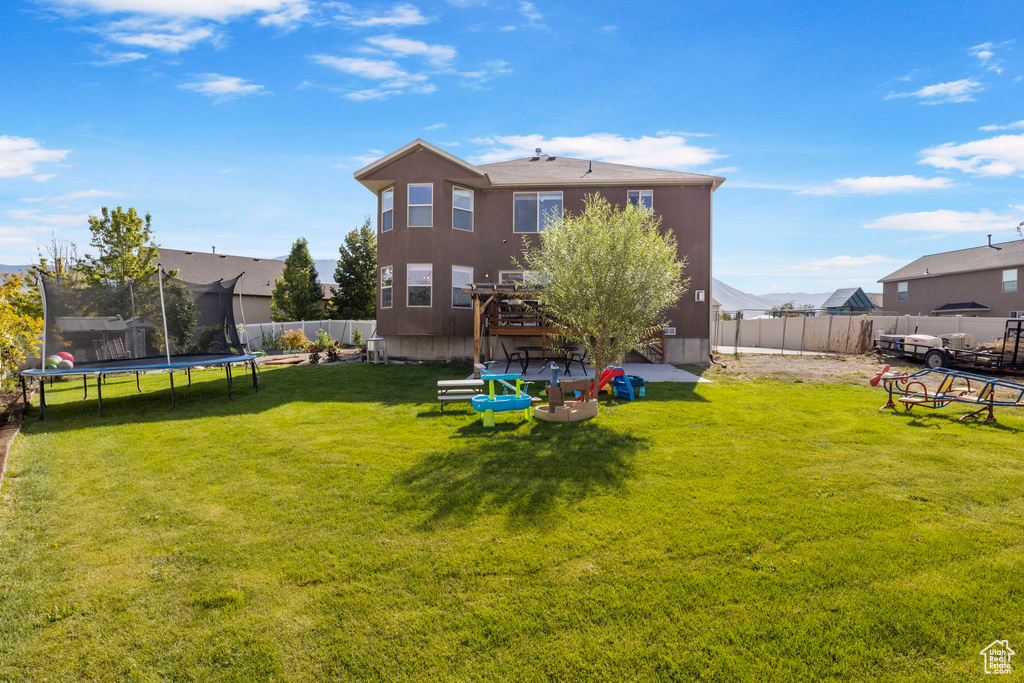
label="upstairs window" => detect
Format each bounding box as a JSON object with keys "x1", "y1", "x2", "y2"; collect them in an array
[
  {"x1": 453, "y1": 187, "x2": 473, "y2": 231},
  {"x1": 897, "y1": 281, "x2": 908, "y2": 301},
  {"x1": 380, "y1": 266, "x2": 393, "y2": 308},
  {"x1": 1003, "y1": 269, "x2": 1018, "y2": 293},
  {"x1": 452, "y1": 265, "x2": 473, "y2": 308},
  {"x1": 498, "y1": 270, "x2": 540, "y2": 285},
  {"x1": 381, "y1": 188, "x2": 394, "y2": 232},
  {"x1": 513, "y1": 191, "x2": 562, "y2": 233},
  {"x1": 627, "y1": 190, "x2": 653, "y2": 209},
  {"x1": 407, "y1": 263, "x2": 432, "y2": 307},
  {"x1": 408, "y1": 184, "x2": 433, "y2": 227}
]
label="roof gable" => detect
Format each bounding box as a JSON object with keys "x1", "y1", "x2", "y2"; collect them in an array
[
  {"x1": 880, "y1": 239, "x2": 1024, "y2": 282},
  {"x1": 822, "y1": 287, "x2": 875, "y2": 309}
]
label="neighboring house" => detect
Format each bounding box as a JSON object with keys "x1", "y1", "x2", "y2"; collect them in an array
[
  {"x1": 155, "y1": 248, "x2": 331, "y2": 324},
  {"x1": 821, "y1": 287, "x2": 877, "y2": 315},
  {"x1": 353, "y1": 139, "x2": 725, "y2": 364},
  {"x1": 879, "y1": 238, "x2": 1024, "y2": 317}
]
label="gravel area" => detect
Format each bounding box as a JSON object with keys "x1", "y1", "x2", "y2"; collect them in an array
[{"x1": 688, "y1": 351, "x2": 921, "y2": 385}]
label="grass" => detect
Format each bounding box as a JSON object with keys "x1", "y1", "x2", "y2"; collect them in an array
[{"x1": 1, "y1": 362, "x2": 1024, "y2": 681}]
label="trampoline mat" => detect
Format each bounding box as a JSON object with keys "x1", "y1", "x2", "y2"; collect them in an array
[{"x1": 23, "y1": 353, "x2": 256, "y2": 377}]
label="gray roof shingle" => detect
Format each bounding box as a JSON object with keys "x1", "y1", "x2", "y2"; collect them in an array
[
  {"x1": 478, "y1": 156, "x2": 724, "y2": 186},
  {"x1": 879, "y1": 239, "x2": 1024, "y2": 282}
]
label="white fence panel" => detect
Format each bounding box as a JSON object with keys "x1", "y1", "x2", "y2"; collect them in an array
[{"x1": 243, "y1": 319, "x2": 376, "y2": 350}]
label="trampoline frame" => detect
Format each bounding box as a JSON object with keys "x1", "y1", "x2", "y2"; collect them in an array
[{"x1": 20, "y1": 354, "x2": 259, "y2": 419}]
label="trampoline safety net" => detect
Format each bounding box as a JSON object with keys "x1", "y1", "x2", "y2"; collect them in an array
[{"x1": 40, "y1": 270, "x2": 244, "y2": 368}]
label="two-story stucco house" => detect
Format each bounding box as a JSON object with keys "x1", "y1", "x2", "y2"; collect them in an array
[
  {"x1": 879, "y1": 237, "x2": 1024, "y2": 318},
  {"x1": 353, "y1": 139, "x2": 725, "y2": 364}
]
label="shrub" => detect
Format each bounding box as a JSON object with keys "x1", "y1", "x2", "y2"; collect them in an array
[
  {"x1": 325, "y1": 340, "x2": 341, "y2": 363},
  {"x1": 306, "y1": 344, "x2": 322, "y2": 364},
  {"x1": 281, "y1": 329, "x2": 309, "y2": 350},
  {"x1": 261, "y1": 327, "x2": 285, "y2": 351},
  {"x1": 351, "y1": 328, "x2": 363, "y2": 346},
  {"x1": 313, "y1": 328, "x2": 334, "y2": 349}
]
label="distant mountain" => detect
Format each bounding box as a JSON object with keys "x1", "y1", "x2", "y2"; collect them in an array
[
  {"x1": 712, "y1": 278, "x2": 830, "y2": 312},
  {"x1": 0, "y1": 264, "x2": 31, "y2": 275},
  {"x1": 272, "y1": 257, "x2": 338, "y2": 284}
]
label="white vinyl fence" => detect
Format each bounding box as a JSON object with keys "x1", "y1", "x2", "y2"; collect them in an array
[
  {"x1": 712, "y1": 315, "x2": 1016, "y2": 355},
  {"x1": 242, "y1": 319, "x2": 376, "y2": 351}
]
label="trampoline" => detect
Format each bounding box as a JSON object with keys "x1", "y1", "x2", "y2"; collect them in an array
[{"x1": 20, "y1": 268, "x2": 261, "y2": 419}]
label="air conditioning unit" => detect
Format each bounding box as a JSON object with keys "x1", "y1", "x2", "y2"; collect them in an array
[{"x1": 942, "y1": 333, "x2": 975, "y2": 350}]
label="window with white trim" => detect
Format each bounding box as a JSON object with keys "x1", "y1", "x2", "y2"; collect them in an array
[
  {"x1": 453, "y1": 187, "x2": 473, "y2": 231},
  {"x1": 380, "y1": 266, "x2": 393, "y2": 308},
  {"x1": 1003, "y1": 269, "x2": 1017, "y2": 293},
  {"x1": 407, "y1": 263, "x2": 432, "y2": 307},
  {"x1": 627, "y1": 190, "x2": 653, "y2": 209},
  {"x1": 513, "y1": 191, "x2": 562, "y2": 233},
  {"x1": 452, "y1": 265, "x2": 473, "y2": 308},
  {"x1": 897, "y1": 281, "x2": 908, "y2": 301},
  {"x1": 380, "y1": 188, "x2": 393, "y2": 232},
  {"x1": 408, "y1": 184, "x2": 433, "y2": 227},
  {"x1": 498, "y1": 270, "x2": 540, "y2": 285}
]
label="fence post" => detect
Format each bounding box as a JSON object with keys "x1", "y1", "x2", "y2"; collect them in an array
[
  {"x1": 781, "y1": 315, "x2": 788, "y2": 354},
  {"x1": 826, "y1": 315, "x2": 834, "y2": 354},
  {"x1": 799, "y1": 316, "x2": 806, "y2": 356}
]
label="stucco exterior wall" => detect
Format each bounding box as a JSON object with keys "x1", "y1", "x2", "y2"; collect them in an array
[{"x1": 882, "y1": 268, "x2": 1024, "y2": 317}]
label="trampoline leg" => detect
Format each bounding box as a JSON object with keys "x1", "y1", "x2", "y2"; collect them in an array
[
  {"x1": 96, "y1": 375, "x2": 105, "y2": 418},
  {"x1": 169, "y1": 371, "x2": 176, "y2": 410},
  {"x1": 251, "y1": 360, "x2": 258, "y2": 394},
  {"x1": 226, "y1": 365, "x2": 233, "y2": 400},
  {"x1": 39, "y1": 379, "x2": 44, "y2": 421},
  {"x1": 20, "y1": 375, "x2": 30, "y2": 414},
  {"x1": 136, "y1": 372, "x2": 142, "y2": 393},
  {"x1": 83, "y1": 375, "x2": 88, "y2": 400},
  {"x1": 187, "y1": 366, "x2": 192, "y2": 387}
]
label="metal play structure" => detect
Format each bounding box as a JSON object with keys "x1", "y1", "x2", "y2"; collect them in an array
[{"x1": 869, "y1": 365, "x2": 1024, "y2": 423}]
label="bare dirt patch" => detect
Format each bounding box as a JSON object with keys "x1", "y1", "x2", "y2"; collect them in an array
[{"x1": 684, "y1": 352, "x2": 919, "y2": 385}]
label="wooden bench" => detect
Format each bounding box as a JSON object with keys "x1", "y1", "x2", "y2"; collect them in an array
[{"x1": 437, "y1": 379, "x2": 485, "y2": 413}]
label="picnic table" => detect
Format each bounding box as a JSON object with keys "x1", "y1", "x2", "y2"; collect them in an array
[{"x1": 515, "y1": 345, "x2": 585, "y2": 374}]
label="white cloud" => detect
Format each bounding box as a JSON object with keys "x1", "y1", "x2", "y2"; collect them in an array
[
  {"x1": 105, "y1": 24, "x2": 216, "y2": 52},
  {"x1": 980, "y1": 119, "x2": 1024, "y2": 131},
  {"x1": 47, "y1": 0, "x2": 304, "y2": 21},
  {"x1": 364, "y1": 34, "x2": 455, "y2": 67},
  {"x1": 258, "y1": 0, "x2": 310, "y2": 27},
  {"x1": 335, "y1": 3, "x2": 429, "y2": 27},
  {"x1": 21, "y1": 189, "x2": 120, "y2": 203},
  {"x1": 920, "y1": 134, "x2": 1024, "y2": 177},
  {"x1": 499, "y1": 25, "x2": 515, "y2": 31},
  {"x1": 798, "y1": 175, "x2": 957, "y2": 195},
  {"x1": 470, "y1": 133, "x2": 724, "y2": 169},
  {"x1": 180, "y1": 74, "x2": 268, "y2": 101},
  {"x1": 6, "y1": 208, "x2": 95, "y2": 228},
  {"x1": 518, "y1": 1, "x2": 544, "y2": 28},
  {"x1": 789, "y1": 255, "x2": 899, "y2": 271},
  {"x1": 970, "y1": 40, "x2": 1011, "y2": 74},
  {"x1": 886, "y1": 78, "x2": 984, "y2": 104},
  {"x1": 0, "y1": 136, "x2": 70, "y2": 179},
  {"x1": 91, "y1": 50, "x2": 149, "y2": 65},
  {"x1": 32, "y1": 174, "x2": 58, "y2": 182},
  {"x1": 424, "y1": 122, "x2": 447, "y2": 130},
  {"x1": 865, "y1": 208, "x2": 1020, "y2": 234},
  {"x1": 456, "y1": 59, "x2": 512, "y2": 86},
  {"x1": 311, "y1": 54, "x2": 434, "y2": 99},
  {"x1": 708, "y1": 166, "x2": 738, "y2": 174}
]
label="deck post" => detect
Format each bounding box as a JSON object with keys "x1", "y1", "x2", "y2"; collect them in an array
[{"x1": 473, "y1": 294, "x2": 481, "y2": 363}]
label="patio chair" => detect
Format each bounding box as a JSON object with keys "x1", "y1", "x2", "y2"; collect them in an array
[
  {"x1": 565, "y1": 347, "x2": 588, "y2": 375},
  {"x1": 499, "y1": 341, "x2": 526, "y2": 374}
]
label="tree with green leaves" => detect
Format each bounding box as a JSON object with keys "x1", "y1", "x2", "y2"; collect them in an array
[
  {"x1": 328, "y1": 217, "x2": 377, "y2": 320},
  {"x1": 79, "y1": 207, "x2": 160, "y2": 283},
  {"x1": 271, "y1": 237, "x2": 324, "y2": 322},
  {"x1": 518, "y1": 194, "x2": 688, "y2": 388}
]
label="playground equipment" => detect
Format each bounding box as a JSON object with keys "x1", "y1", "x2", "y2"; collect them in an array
[
  {"x1": 869, "y1": 364, "x2": 1024, "y2": 423},
  {"x1": 590, "y1": 367, "x2": 646, "y2": 401},
  {"x1": 471, "y1": 370, "x2": 536, "y2": 427},
  {"x1": 534, "y1": 362, "x2": 598, "y2": 422}
]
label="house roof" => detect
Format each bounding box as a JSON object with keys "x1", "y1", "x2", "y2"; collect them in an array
[
  {"x1": 821, "y1": 287, "x2": 876, "y2": 309},
  {"x1": 353, "y1": 139, "x2": 726, "y2": 191},
  {"x1": 866, "y1": 292, "x2": 883, "y2": 308},
  {"x1": 477, "y1": 156, "x2": 726, "y2": 189},
  {"x1": 932, "y1": 301, "x2": 992, "y2": 313},
  {"x1": 155, "y1": 248, "x2": 331, "y2": 299},
  {"x1": 879, "y1": 239, "x2": 1024, "y2": 282}
]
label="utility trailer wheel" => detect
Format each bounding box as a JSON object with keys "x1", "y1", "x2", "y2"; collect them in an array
[{"x1": 925, "y1": 349, "x2": 947, "y2": 369}]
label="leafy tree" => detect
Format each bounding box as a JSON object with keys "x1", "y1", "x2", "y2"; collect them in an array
[
  {"x1": 519, "y1": 194, "x2": 688, "y2": 387},
  {"x1": 79, "y1": 207, "x2": 160, "y2": 283},
  {"x1": 328, "y1": 217, "x2": 377, "y2": 320},
  {"x1": 0, "y1": 273, "x2": 43, "y2": 387},
  {"x1": 271, "y1": 238, "x2": 324, "y2": 322}
]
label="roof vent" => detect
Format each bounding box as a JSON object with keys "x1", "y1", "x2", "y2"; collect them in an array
[
  {"x1": 184, "y1": 251, "x2": 192, "y2": 255},
  {"x1": 219, "y1": 254, "x2": 226, "y2": 258},
  {"x1": 987, "y1": 234, "x2": 1002, "y2": 250},
  {"x1": 212, "y1": 246, "x2": 216, "y2": 254},
  {"x1": 535, "y1": 148, "x2": 542, "y2": 156}
]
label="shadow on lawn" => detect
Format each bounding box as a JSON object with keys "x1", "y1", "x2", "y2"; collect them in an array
[{"x1": 395, "y1": 424, "x2": 645, "y2": 530}]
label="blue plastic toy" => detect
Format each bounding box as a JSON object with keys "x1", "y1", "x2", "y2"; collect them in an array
[
  {"x1": 610, "y1": 369, "x2": 645, "y2": 400},
  {"x1": 471, "y1": 372, "x2": 534, "y2": 427}
]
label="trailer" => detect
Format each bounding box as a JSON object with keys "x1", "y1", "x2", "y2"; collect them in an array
[{"x1": 873, "y1": 320, "x2": 1024, "y2": 372}]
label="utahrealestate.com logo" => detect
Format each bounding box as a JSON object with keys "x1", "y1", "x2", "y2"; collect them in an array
[{"x1": 980, "y1": 640, "x2": 1015, "y2": 675}]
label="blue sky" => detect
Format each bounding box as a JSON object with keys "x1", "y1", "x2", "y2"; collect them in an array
[{"x1": 2, "y1": 0, "x2": 1023, "y2": 294}]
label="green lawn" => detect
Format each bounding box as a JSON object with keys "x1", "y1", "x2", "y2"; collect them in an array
[{"x1": 2, "y1": 362, "x2": 1023, "y2": 681}]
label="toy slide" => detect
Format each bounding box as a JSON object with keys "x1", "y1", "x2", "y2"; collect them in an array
[{"x1": 589, "y1": 367, "x2": 646, "y2": 401}]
